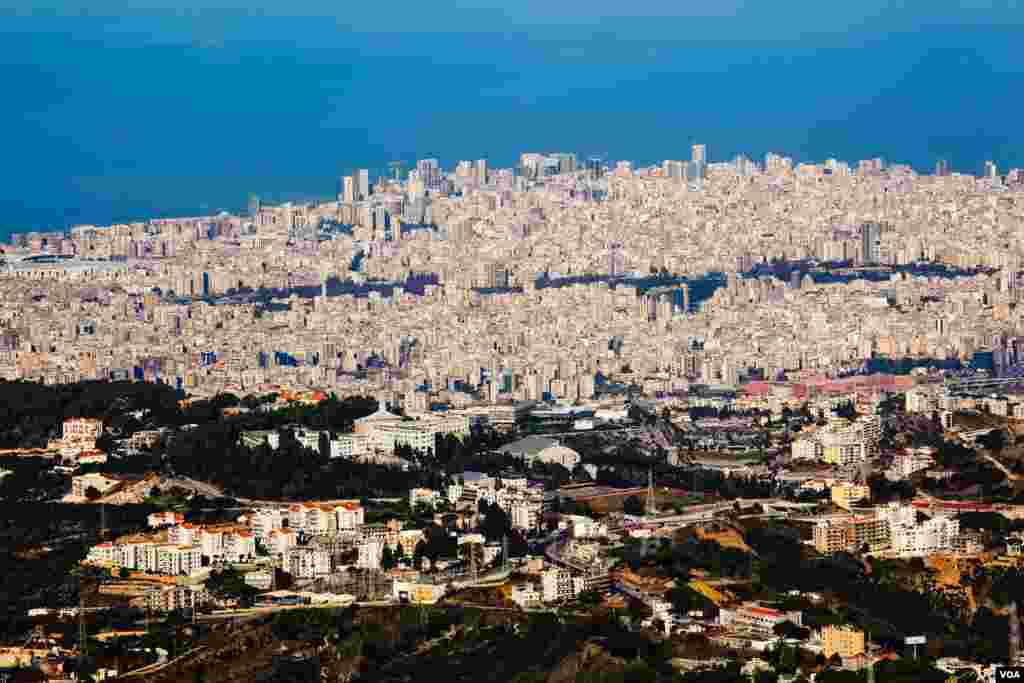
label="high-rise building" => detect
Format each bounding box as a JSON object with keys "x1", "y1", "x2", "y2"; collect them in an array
[
  {"x1": 476, "y1": 159, "x2": 488, "y2": 185},
  {"x1": 586, "y1": 157, "x2": 604, "y2": 180},
  {"x1": 691, "y1": 144, "x2": 706, "y2": 165},
  {"x1": 341, "y1": 176, "x2": 354, "y2": 203},
  {"x1": 416, "y1": 158, "x2": 440, "y2": 187},
  {"x1": 357, "y1": 169, "x2": 370, "y2": 200},
  {"x1": 608, "y1": 242, "x2": 625, "y2": 277},
  {"x1": 248, "y1": 195, "x2": 261, "y2": 217},
  {"x1": 985, "y1": 160, "x2": 998, "y2": 179},
  {"x1": 551, "y1": 153, "x2": 577, "y2": 174},
  {"x1": 691, "y1": 144, "x2": 707, "y2": 180},
  {"x1": 860, "y1": 222, "x2": 882, "y2": 265},
  {"x1": 935, "y1": 159, "x2": 949, "y2": 177}
]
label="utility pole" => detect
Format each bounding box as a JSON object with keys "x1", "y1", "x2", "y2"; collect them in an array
[
  {"x1": 865, "y1": 632, "x2": 874, "y2": 683},
  {"x1": 1011, "y1": 600, "x2": 1020, "y2": 664},
  {"x1": 78, "y1": 577, "x2": 88, "y2": 669}
]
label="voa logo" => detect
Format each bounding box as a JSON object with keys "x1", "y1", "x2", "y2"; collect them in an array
[{"x1": 997, "y1": 667, "x2": 1024, "y2": 680}]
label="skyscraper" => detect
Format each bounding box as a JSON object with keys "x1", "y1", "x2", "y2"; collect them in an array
[
  {"x1": 860, "y1": 222, "x2": 882, "y2": 265},
  {"x1": 475, "y1": 159, "x2": 488, "y2": 185},
  {"x1": 691, "y1": 144, "x2": 706, "y2": 165},
  {"x1": 357, "y1": 169, "x2": 370, "y2": 200},
  {"x1": 691, "y1": 144, "x2": 707, "y2": 180},
  {"x1": 342, "y1": 176, "x2": 355, "y2": 203},
  {"x1": 935, "y1": 159, "x2": 949, "y2": 177},
  {"x1": 985, "y1": 160, "x2": 998, "y2": 179},
  {"x1": 416, "y1": 158, "x2": 439, "y2": 187}
]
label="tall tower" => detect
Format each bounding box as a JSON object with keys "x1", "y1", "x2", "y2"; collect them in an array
[
  {"x1": 357, "y1": 169, "x2": 370, "y2": 201},
  {"x1": 645, "y1": 467, "x2": 656, "y2": 517}
]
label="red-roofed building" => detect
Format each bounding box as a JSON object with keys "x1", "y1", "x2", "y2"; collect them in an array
[{"x1": 719, "y1": 602, "x2": 803, "y2": 636}]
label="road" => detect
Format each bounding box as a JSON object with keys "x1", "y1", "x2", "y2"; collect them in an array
[{"x1": 982, "y1": 452, "x2": 1021, "y2": 481}]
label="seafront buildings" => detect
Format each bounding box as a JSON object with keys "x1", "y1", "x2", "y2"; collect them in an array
[{"x1": 1, "y1": 152, "x2": 1024, "y2": 410}]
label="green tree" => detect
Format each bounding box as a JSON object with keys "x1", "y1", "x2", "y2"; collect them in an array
[{"x1": 381, "y1": 544, "x2": 398, "y2": 570}]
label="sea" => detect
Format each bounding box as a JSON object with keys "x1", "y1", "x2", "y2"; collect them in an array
[{"x1": 2, "y1": 4, "x2": 1022, "y2": 237}]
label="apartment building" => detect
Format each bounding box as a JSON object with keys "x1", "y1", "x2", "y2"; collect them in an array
[
  {"x1": 239, "y1": 430, "x2": 280, "y2": 450},
  {"x1": 409, "y1": 487, "x2": 441, "y2": 510},
  {"x1": 145, "y1": 585, "x2": 209, "y2": 613},
  {"x1": 62, "y1": 417, "x2": 104, "y2": 450},
  {"x1": 335, "y1": 502, "x2": 365, "y2": 530},
  {"x1": 813, "y1": 515, "x2": 890, "y2": 554},
  {"x1": 791, "y1": 438, "x2": 821, "y2": 461},
  {"x1": 510, "y1": 582, "x2": 541, "y2": 608},
  {"x1": 286, "y1": 546, "x2": 331, "y2": 578},
  {"x1": 71, "y1": 472, "x2": 122, "y2": 498},
  {"x1": 719, "y1": 603, "x2": 803, "y2": 636},
  {"x1": 541, "y1": 567, "x2": 584, "y2": 603},
  {"x1": 830, "y1": 483, "x2": 870, "y2": 511},
  {"x1": 822, "y1": 625, "x2": 866, "y2": 659},
  {"x1": 892, "y1": 448, "x2": 936, "y2": 478},
  {"x1": 156, "y1": 544, "x2": 202, "y2": 575},
  {"x1": 330, "y1": 433, "x2": 370, "y2": 458},
  {"x1": 249, "y1": 508, "x2": 284, "y2": 541},
  {"x1": 147, "y1": 511, "x2": 184, "y2": 528},
  {"x1": 357, "y1": 539, "x2": 385, "y2": 569},
  {"x1": 266, "y1": 528, "x2": 298, "y2": 556}
]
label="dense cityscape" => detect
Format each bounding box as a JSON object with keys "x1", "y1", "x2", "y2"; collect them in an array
[{"x1": 2, "y1": 149, "x2": 1024, "y2": 683}]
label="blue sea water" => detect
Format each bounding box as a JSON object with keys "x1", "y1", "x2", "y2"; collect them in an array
[{"x1": 1, "y1": 3, "x2": 1022, "y2": 236}]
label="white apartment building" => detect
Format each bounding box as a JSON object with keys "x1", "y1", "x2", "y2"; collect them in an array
[
  {"x1": 147, "y1": 511, "x2": 184, "y2": 528},
  {"x1": 168, "y1": 523, "x2": 198, "y2": 547},
  {"x1": 892, "y1": 448, "x2": 936, "y2": 478},
  {"x1": 156, "y1": 544, "x2": 203, "y2": 575},
  {"x1": 250, "y1": 508, "x2": 285, "y2": 541},
  {"x1": 266, "y1": 528, "x2": 298, "y2": 556},
  {"x1": 200, "y1": 528, "x2": 256, "y2": 562},
  {"x1": 294, "y1": 428, "x2": 323, "y2": 453},
  {"x1": 510, "y1": 583, "x2": 541, "y2": 608},
  {"x1": 244, "y1": 570, "x2": 274, "y2": 591},
  {"x1": 905, "y1": 387, "x2": 942, "y2": 414},
  {"x1": 335, "y1": 502, "x2": 365, "y2": 531},
  {"x1": 541, "y1": 567, "x2": 583, "y2": 603},
  {"x1": 876, "y1": 502, "x2": 960, "y2": 557},
  {"x1": 409, "y1": 487, "x2": 441, "y2": 510},
  {"x1": 357, "y1": 539, "x2": 385, "y2": 569},
  {"x1": 718, "y1": 603, "x2": 802, "y2": 636},
  {"x1": 791, "y1": 438, "x2": 821, "y2": 461},
  {"x1": 565, "y1": 515, "x2": 608, "y2": 539},
  {"x1": 330, "y1": 433, "x2": 370, "y2": 458},
  {"x1": 286, "y1": 546, "x2": 331, "y2": 578}
]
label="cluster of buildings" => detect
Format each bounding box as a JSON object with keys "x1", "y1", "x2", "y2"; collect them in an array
[
  {"x1": 813, "y1": 502, "x2": 974, "y2": 557},
  {"x1": 85, "y1": 520, "x2": 257, "y2": 575},
  {"x1": 790, "y1": 413, "x2": 881, "y2": 467},
  {"x1": 1, "y1": 152, "x2": 1023, "y2": 415},
  {"x1": 238, "y1": 400, "x2": 471, "y2": 463}
]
